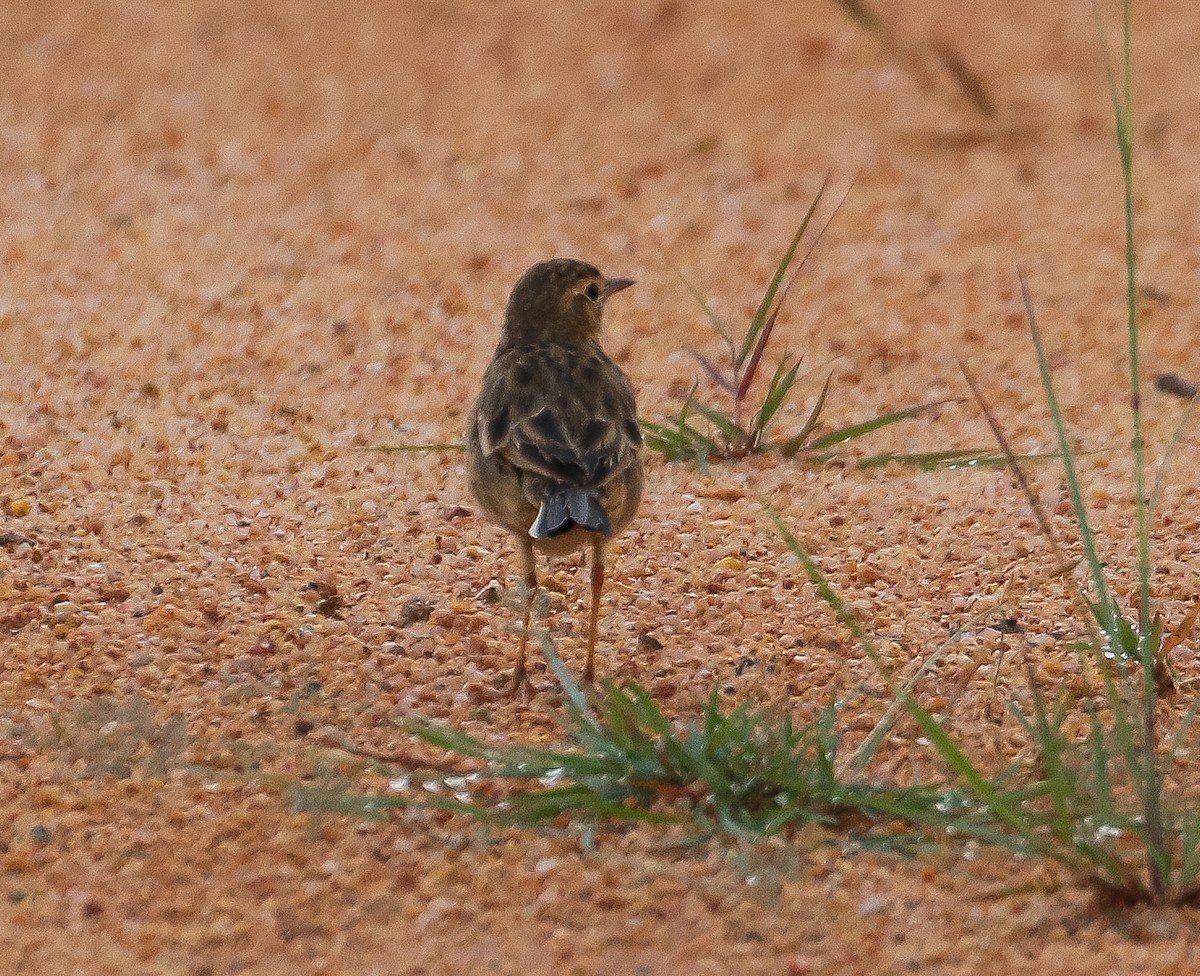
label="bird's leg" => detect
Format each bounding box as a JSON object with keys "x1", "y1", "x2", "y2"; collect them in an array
[
  {"x1": 584, "y1": 538, "x2": 606, "y2": 683},
  {"x1": 509, "y1": 537, "x2": 539, "y2": 698}
]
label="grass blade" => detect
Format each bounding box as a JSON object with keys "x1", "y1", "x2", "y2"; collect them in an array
[
  {"x1": 1148, "y1": 389, "x2": 1200, "y2": 511},
  {"x1": 931, "y1": 40, "x2": 998, "y2": 119},
  {"x1": 832, "y1": 0, "x2": 884, "y2": 33},
  {"x1": 805, "y1": 398, "x2": 956, "y2": 451},
  {"x1": 778, "y1": 371, "x2": 834, "y2": 456},
  {"x1": 853, "y1": 448, "x2": 1050, "y2": 471},
  {"x1": 674, "y1": 266, "x2": 735, "y2": 354},
  {"x1": 751, "y1": 357, "x2": 803, "y2": 442},
  {"x1": 736, "y1": 180, "x2": 828, "y2": 369},
  {"x1": 686, "y1": 398, "x2": 747, "y2": 444},
  {"x1": 736, "y1": 307, "x2": 781, "y2": 409},
  {"x1": 687, "y1": 347, "x2": 738, "y2": 395},
  {"x1": 1019, "y1": 272, "x2": 1116, "y2": 627},
  {"x1": 639, "y1": 416, "x2": 721, "y2": 461}
]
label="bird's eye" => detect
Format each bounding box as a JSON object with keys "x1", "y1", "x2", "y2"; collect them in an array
[{"x1": 585, "y1": 282, "x2": 601, "y2": 301}]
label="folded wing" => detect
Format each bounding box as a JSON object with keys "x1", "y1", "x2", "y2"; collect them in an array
[{"x1": 474, "y1": 345, "x2": 642, "y2": 499}]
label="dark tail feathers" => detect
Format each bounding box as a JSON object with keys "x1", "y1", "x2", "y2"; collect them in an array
[{"x1": 529, "y1": 488, "x2": 613, "y2": 539}]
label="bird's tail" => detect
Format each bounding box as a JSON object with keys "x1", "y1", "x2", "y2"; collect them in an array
[{"x1": 529, "y1": 488, "x2": 613, "y2": 539}]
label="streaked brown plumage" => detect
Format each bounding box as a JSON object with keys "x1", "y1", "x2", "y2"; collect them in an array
[{"x1": 467, "y1": 259, "x2": 644, "y2": 695}]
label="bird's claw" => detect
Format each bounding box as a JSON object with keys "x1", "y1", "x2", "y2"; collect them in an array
[{"x1": 484, "y1": 666, "x2": 546, "y2": 701}]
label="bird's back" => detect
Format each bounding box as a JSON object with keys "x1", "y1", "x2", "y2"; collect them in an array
[{"x1": 467, "y1": 341, "x2": 643, "y2": 546}]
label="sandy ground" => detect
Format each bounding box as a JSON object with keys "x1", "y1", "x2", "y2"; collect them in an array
[{"x1": 4, "y1": 0, "x2": 1200, "y2": 973}]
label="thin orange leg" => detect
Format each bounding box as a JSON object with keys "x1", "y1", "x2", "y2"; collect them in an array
[
  {"x1": 584, "y1": 539, "x2": 606, "y2": 683},
  {"x1": 509, "y1": 537, "x2": 538, "y2": 697}
]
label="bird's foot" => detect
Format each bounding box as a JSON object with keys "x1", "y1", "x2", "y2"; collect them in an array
[{"x1": 484, "y1": 665, "x2": 546, "y2": 702}]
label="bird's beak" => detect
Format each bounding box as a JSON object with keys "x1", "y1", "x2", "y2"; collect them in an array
[{"x1": 600, "y1": 277, "x2": 636, "y2": 302}]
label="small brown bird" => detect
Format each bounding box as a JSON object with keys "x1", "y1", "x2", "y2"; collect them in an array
[{"x1": 467, "y1": 259, "x2": 644, "y2": 695}]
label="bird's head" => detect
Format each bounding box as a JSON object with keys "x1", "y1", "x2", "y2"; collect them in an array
[{"x1": 500, "y1": 258, "x2": 634, "y2": 347}]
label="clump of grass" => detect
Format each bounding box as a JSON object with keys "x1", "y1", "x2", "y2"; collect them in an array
[
  {"x1": 642, "y1": 187, "x2": 1013, "y2": 471},
  {"x1": 316, "y1": 639, "x2": 970, "y2": 843},
  {"x1": 783, "y1": 0, "x2": 1200, "y2": 903}
]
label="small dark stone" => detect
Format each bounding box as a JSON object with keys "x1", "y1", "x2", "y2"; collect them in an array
[
  {"x1": 1155, "y1": 373, "x2": 1198, "y2": 400},
  {"x1": 395, "y1": 596, "x2": 435, "y2": 627},
  {"x1": 294, "y1": 718, "x2": 315, "y2": 737},
  {"x1": 474, "y1": 583, "x2": 501, "y2": 605},
  {"x1": 637, "y1": 632, "x2": 663, "y2": 652},
  {"x1": 988, "y1": 616, "x2": 1024, "y2": 635},
  {"x1": 734, "y1": 656, "x2": 760, "y2": 676},
  {"x1": 31, "y1": 825, "x2": 51, "y2": 844},
  {"x1": 315, "y1": 597, "x2": 343, "y2": 618}
]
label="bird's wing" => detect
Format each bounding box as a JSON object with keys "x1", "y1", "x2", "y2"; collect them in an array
[{"x1": 473, "y1": 345, "x2": 641, "y2": 490}]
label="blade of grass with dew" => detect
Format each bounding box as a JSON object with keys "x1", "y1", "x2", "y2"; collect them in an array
[
  {"x1": 289, "y1": 786, "x2": 408, "y2": 820},
  {"x1": 852, "y1": 448, "x2": 1047, "y2": 471},
  {"x1": 1095, "y1": 0, "x2": 1150, "y2": 640},
  {"x1": 504, "y1": 787, "x2": 679, "y2": 826},
  {"x1": 1020, "y1": 665, "x2": 1075, "y2": 843},
  {"x1": 403, "y1": 718, "x2": 616, "y2": 780},
  {"x1": 1086, "y1": 709, "x2": 1120, "y2": 836}
]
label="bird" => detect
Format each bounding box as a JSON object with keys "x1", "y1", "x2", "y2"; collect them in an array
[{"x1": 466, "y1": 258, "x2": 644, "y2": 696}]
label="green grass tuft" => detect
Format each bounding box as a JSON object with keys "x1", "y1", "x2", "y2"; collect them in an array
[
  {"x1": 644, "y1": 187, "x2": 1014, "y2": 469},
  {"x1": 392, "y1": 639, "x2": 962, "y2": 842}
]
